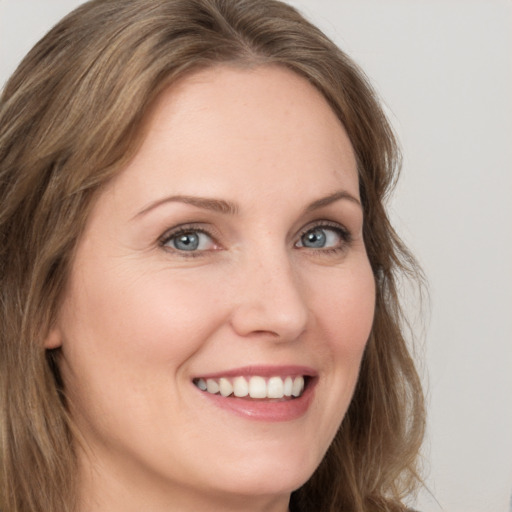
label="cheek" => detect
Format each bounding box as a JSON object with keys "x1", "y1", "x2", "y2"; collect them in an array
[
  {"x1": 312, "y1": 261, "x2": 376, "y2": 359},
  {"x1": 60, "y1": 263, "x2": 228, "y2": 375},
  {"x1": 299, "y1": 259, "x2": 375, "y2": 454},
  {"x1": 58, "y1": 264, "x2": 228, "y2": 437}
]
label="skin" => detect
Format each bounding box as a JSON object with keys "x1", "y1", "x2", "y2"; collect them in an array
[{"x1": 47, "y1": 65, "x2": 376, "y2": 512}]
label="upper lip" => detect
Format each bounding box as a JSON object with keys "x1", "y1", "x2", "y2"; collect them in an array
[{"x1": 193, "y1": 365, "x2": 317, "y2": 380}]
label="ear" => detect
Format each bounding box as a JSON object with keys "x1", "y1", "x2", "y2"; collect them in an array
[{"x1": 44, "y1": 326, "x2": 63, "y2": 349}]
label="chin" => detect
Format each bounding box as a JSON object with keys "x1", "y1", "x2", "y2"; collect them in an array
[{"x1": 199, "y1": 443, "x2": 320, "y2": 499}]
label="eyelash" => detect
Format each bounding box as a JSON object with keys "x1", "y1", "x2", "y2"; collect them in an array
[
  {"x1": 296, "y1": 222, "x2": 352, "y2": 254},
  {"x1": 159, "y1": 224, "x2": 216, "y2": 258},
  {"x1": 158, "y1": 221, "x2": 352, "y2": 258}
]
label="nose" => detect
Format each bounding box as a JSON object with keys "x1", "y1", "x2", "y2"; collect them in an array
[{"x1": 229, "y1": 250, "x2": 309, "y2": 342}]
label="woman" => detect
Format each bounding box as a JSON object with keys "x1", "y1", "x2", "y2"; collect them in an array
[{"x1": 0, "y1": 1, "x2": 425, "y2": 511}]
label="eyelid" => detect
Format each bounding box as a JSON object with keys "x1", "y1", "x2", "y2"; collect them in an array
[
  {"x1": 297, "y1": 220, "x2": 351, "y2": 240},
  {"x1": 157, "y1": 220, "x2": 352, "y2": 256},
  {"x1": 158, "y1": 223, "x2": 221, "y2": 255},
  {"x1": 295, "y1": 220, "x2": 352, "y2": 250}
]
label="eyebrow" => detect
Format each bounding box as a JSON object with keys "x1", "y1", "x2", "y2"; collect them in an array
[
  {"x1": 304, "y1": 190, "x2": 361, "y2": 212},
  {"x1": 134, "y1": 195, "x2": 239, "y2": 219},
  {"x1": 133, "y1": 189, "x2": 361, "y2": 220}
]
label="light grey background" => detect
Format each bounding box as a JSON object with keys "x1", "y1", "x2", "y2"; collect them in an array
[{"x1": 1, "y1": 1, "x2": 511, "y2": 511}]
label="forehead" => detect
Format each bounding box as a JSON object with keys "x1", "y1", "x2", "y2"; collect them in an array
[
  {"x1": 147, "y1": 64, "x2": 348, "y2": 146},
  {"x1": 102, "y1": 64, "x2": 359, "y2": 213}
]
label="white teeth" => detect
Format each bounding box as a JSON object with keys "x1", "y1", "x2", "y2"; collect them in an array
[
  {"x1": 219, "y1": 378, "x2": 233, "y2": 397},
  {"x1": 233, "y1": 376, "x2": 249, "y2": 397},
  {"x1": 267, "y1": 376, "x2": 284, "y2": 399},
  {"x1": 206, "y1": 379, "x2": 220, "y2": 394},
  {"x1": 196, "y1": 375, "x2": 308, "y2": 399},
  {"x1": 249, "y1": 376, "x2": 267, "y2": 398},
  {"x1": 284, "y1": 376, "x2": 293, "y2": 397},
  {"x1": 291, "y1": 376, "x2": 304, "y2": 397}
]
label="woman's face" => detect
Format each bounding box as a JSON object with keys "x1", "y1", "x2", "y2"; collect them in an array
[{"x1": 50, "y1": 65, "x2": 375, "y2": 511}]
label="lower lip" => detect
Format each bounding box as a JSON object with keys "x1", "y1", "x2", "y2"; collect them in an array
[{"x1": 195, "y1": 379, "x2": 317, "y2": 422}]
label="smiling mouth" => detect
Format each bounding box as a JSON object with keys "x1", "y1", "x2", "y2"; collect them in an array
[{"x1": 193, "y1": 375, "x2": 307, "y2": 400}]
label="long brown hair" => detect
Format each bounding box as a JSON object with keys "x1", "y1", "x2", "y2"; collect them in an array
[{"x1": 0, "y1": 1, "x2": 425, "y2": 511}]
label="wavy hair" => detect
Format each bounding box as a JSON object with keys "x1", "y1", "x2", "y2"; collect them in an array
[{"x1": 0, "y1": 1, "x2": 425, "y2": 511}]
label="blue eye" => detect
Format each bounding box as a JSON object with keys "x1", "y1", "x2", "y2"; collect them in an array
[
  {"x1": 162, "y1": 229, "x2": 215, "y2": 252},
  {"x1": 297, "y1": 226, "x2": 347, "y2": 250}
]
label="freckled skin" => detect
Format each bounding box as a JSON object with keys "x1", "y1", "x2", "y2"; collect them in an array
[{"x1": 48, "y1": 65, "x2": 376, "y2": 512}]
